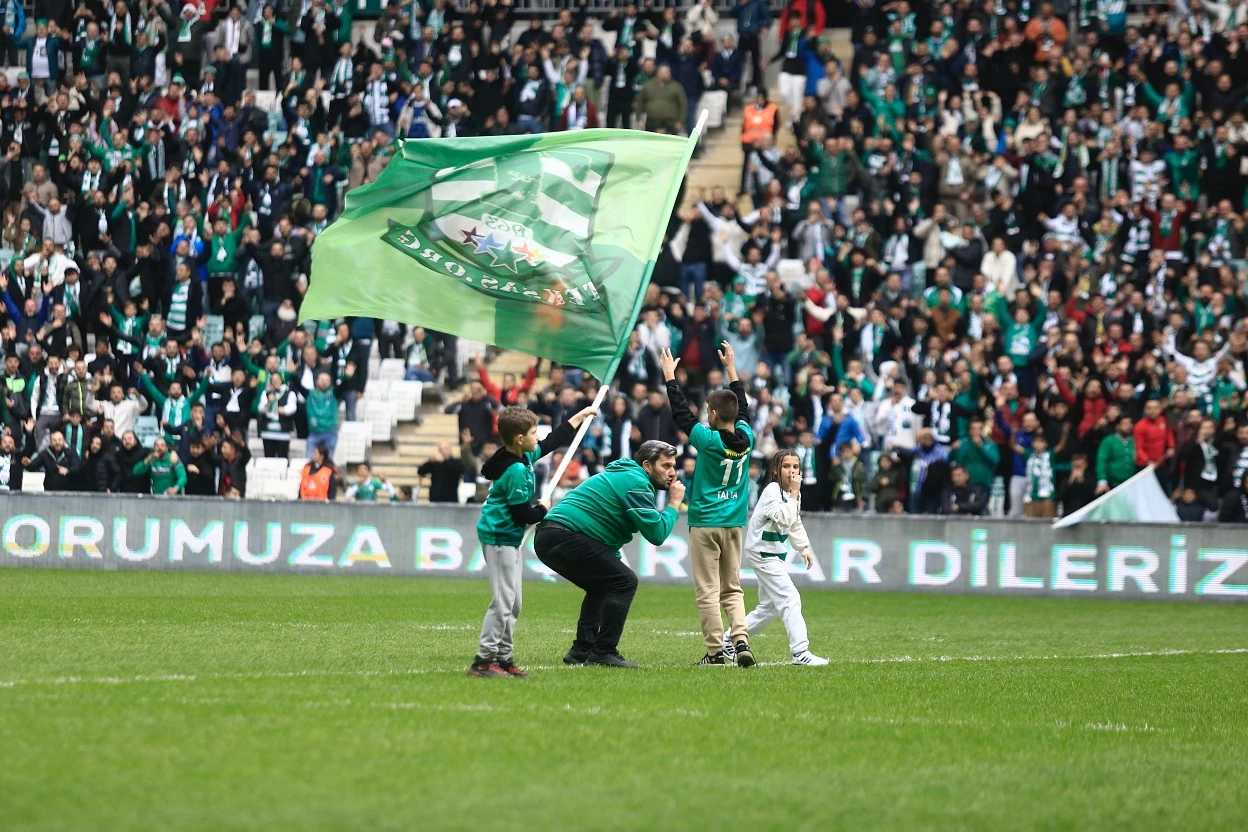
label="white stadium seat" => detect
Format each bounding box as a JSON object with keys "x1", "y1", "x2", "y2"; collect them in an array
[
  {"x1": 134, "y1": 416, "x2": 161, "y2": 449},
  {"x1": 390, "y1": 380, "x2": 423, "y2": 422},
  {"x1": 283, "y1": 475, "x2": 304, "y2": 500},
  {"x1": 335, "y1": 422, "x2": 371, "y2": 467},
  {"x1": 202, "y1": 315, "x2": 226, "y2": 347},
  {"x1": 253, "y1": 90, "x2": 278, "y2": 112},
  {"x1": 777, "y1": 259, "x2": 811, "y2": 292},
  {"x1": 699, "y1": 91, "x2": 728, "y2": 129},
  {"x1": 378, "y1": 358, "x2": 406, "y2": 383},
  {"x1": 368, "y1": 399, "x2": 398, "y2": 444},
  {"x1": 365, "y1": 378, "x2": 390, "y2": 397},
  {"x1": 254, "y1": 457, "x2": 289, "y2": 477}
]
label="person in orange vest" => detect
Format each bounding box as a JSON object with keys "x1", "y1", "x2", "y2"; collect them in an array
[
  {"x1": 739, "y1": 89, "x2": 778, "y2": 193},
  {"x1": 299, "y1": 442, "x2": 340, "y2": 501}
]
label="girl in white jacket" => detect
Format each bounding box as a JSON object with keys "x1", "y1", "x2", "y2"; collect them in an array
[{"x1": 726, "y1": 448, "x2": 829, "y2": 666}]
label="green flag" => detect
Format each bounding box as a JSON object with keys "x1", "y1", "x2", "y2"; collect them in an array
[{"x1": 300, "y1": 129, "x2": 698, "y2": 381}]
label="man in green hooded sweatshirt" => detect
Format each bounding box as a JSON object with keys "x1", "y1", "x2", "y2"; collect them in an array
[
  {"x1": 536, "y1": 440, "x2": 684, "y2": 669},
  {"x1": 133, "y1": 437, "x2": 187, "y2": 495}
]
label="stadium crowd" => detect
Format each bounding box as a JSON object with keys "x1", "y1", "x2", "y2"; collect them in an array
[
  {"x1": 0, "y1": 0, "x2": 1245, "y2": 525},
  {"x1": 631, "y1": 0, "x2": 1248, "y2": 523}
]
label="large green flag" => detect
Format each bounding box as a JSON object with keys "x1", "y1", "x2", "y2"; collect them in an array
[{"x1": 300, "y1": 129, "x2": 698, "y2": 381}]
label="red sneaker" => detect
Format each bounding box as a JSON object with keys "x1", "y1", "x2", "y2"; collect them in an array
[
  {"x1": 495, "y1": 659, "x2": 529, "y2": 678},
  {"x1": 466, "y1": 659, "x2": 508, "y2": 678}
]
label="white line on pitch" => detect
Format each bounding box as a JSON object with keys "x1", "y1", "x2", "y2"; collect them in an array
[{"x1": 0, "y1": 648, "x2": 1242, "y2": 690}]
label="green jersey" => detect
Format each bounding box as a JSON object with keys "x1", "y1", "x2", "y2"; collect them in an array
[
  {"x1": 477, "y1": 450, "x2": 539, "y2": 546},
  {"x1": 666, "y1": 379, "x2": 755, "y2": 527},
  {"x1": 685, "y1": 420, "x2": 755, "y2": 527},
  {"x1": 133, "y1": 451, "x2": 187, "y2": 495},
  {"x1": 349, "y1": 476, "x2": 396, "y2": 502}
]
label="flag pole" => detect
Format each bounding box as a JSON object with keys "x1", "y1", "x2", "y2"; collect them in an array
[{"x1": 538, "y1": 110, "x2": 710, "y2": 501}]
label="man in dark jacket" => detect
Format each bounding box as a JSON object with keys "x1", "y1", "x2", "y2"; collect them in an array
[
  {"x1": 939, "y1": 465, "x2": 988, "y2": 515},
  {"x1": 216, "y1": 433, "x2": 251, "y2": 497},
  {"x1": 109, "y1": 431, "x2": 151, "y2": 493},
  {"x1": 635, "y1": 389, "x2": 677, "y2": 445},
  {"x1": 948, "y1": 224, "x2": 985, "y2": 291},
  {"x1": 183, "y1": 437, "x2": 219, "y2": 495},
  {"x1": 456, "y1": 380, "x2": 499, "y2": 453},
  {"x1": 24, "y1": 429, "x2": 80, "y2": 490},
  {"x1": 418, "y1": 440, "x2": 466, "y2": 503}
]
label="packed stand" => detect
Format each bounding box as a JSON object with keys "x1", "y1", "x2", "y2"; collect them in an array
[
  {"x1": 599, "y1": 0, "x2": 1248, "y2": 523},
  {"x1": 0, "y1": 0, "x2": 742, "y2": 499}
]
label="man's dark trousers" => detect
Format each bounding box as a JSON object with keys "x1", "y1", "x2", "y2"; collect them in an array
[{"x1": 534, "y1": 522, "x2": 639, "y2": 656}]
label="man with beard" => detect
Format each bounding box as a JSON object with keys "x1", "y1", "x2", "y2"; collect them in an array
[{"x1": 534, "y1": 440, "x2": 683, "y2": 669}]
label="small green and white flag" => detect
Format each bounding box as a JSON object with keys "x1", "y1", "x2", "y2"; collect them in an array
[
  {"x1": 1053, "y1": 465, "x2": 1180, "y2": 528},
  {"x1": 300, "y1": 128, "x2": 699, "y2": 380}
]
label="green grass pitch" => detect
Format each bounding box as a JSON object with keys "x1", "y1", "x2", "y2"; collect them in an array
[{"x1": 1, "y1": 570, "x2": 1245, "y2": 831}]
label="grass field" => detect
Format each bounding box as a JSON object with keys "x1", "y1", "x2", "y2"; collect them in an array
[{"x1": 1, "y1": 571, "x2": 1245, "y2": 831}]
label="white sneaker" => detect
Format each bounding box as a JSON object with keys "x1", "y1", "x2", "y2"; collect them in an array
[
  {"x1": 791, "y1": 651, "x2": 829, "y2": 666},
  {"x1": 722, "y1": 635, "x2": 736, "y2": 659}
]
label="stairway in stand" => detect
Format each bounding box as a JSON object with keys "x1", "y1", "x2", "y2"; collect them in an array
[{"x1": 369, "y1": 350, "x2": 534, "y2": 501}]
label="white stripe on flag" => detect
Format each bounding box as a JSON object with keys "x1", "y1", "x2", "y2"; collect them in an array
[
  {"x1": 432, "y1": 178, "x2": 494, "y2": 204},
  {"x1": 536, "y1": 193, "x2": 589, "y2": 237},
  {"x1": 435, "y1": 159, "x2": 494, "y2": 179},
  {"x1": 540, "y1": 154, "x2": 603, "y2": 199}
]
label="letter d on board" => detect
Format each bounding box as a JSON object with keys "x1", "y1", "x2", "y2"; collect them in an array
[{"x1": 909, "y1": 542, "x2": 962, "y2": 586}]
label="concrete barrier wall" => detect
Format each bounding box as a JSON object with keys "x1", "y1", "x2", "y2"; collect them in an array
[{"x1": 1, "y1": 494, "x2": 1244, "y2": 603}]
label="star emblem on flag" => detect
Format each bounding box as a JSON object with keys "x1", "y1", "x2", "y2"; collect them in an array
[
  {"x1": 489, "y1": 241, "x2": 528, "y2": 273},
  {"x1": 474, "y1": 232, "x2": 504, "y2": 256},
  {"x1": 513, "y1": 240, "x2": 546, "y2": 266},
  {"x1": 459, "y1": 226, "x2": 481, "y2": 246}
]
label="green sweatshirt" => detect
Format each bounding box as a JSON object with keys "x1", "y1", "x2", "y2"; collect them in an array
[
  {"x1": 305, "y1": 388, "x2": 340, "y2": 434},
  {"x1": 134, "y1": 451, "x2": 187, "y2": 494},
  {"x1": 1095, "y1": 433, "x2": 1136, "y2": 488},
  {"x1": 206, "y1": 219, "x2": 248, "y2": 275},
  {"x1": 478, "y1": 451, "x2": 540, "y2": 547},
  {"x1": 545, "y1": 459, "x2": 678, "y2": 555},
  {"x1": 950, "y1": 438, "x2": 1000, "y2": 490}
]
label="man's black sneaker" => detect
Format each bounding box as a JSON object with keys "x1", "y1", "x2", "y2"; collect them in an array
[
  {"x1": 496, "y1": 658, "x2": 529, "y2": 678},
  {"x1": 563, "y1": 648, "x2": 590, "y2": 665},
  {"x1": 734, "y1": 641, "x2": 756, "y2": 668},
  {"x1": 586, "y1": 652, "x2": 640, "y2": 668},
  {"x1": 466, "y1": 658, "x2": 507, "y2": 678},
  {"x1": 698, "y1": 652, "x2": 727, "y2": 665}
]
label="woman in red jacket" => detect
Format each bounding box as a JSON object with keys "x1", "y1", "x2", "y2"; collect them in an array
[
  {"x1": 1055, "y1": 373, "x2": 1108, "y2": 442},
  {"x1": 777, "y1": 0, "x2": 826, "y2": 39}
]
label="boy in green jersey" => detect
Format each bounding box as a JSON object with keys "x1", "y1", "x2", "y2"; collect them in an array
[
  {"x1": 660, "y1": 341, "x2": 757, "y2": 667},
  {"x1": 469, "y1": 402, "x2": 597, "y2": 679},
  {"x1": 345, "y1": 462, "x2": 398, "y2": 501}
]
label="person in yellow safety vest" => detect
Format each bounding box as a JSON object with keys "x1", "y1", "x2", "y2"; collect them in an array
[{"x1": 739, "y1": 90, "x2": 777, "y2": 193}]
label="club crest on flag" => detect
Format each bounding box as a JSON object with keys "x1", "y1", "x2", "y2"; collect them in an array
[{"x1": 381, "y1": 147, "x2": 619, "y2": 312}]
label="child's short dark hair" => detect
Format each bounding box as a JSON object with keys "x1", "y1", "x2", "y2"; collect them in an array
[
  {"x1": 497, "y1": 406, "x2": 538, "y2": 445},
  {"x1": 706, "y1": 389, "x2": 738, "y2": 424}
]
